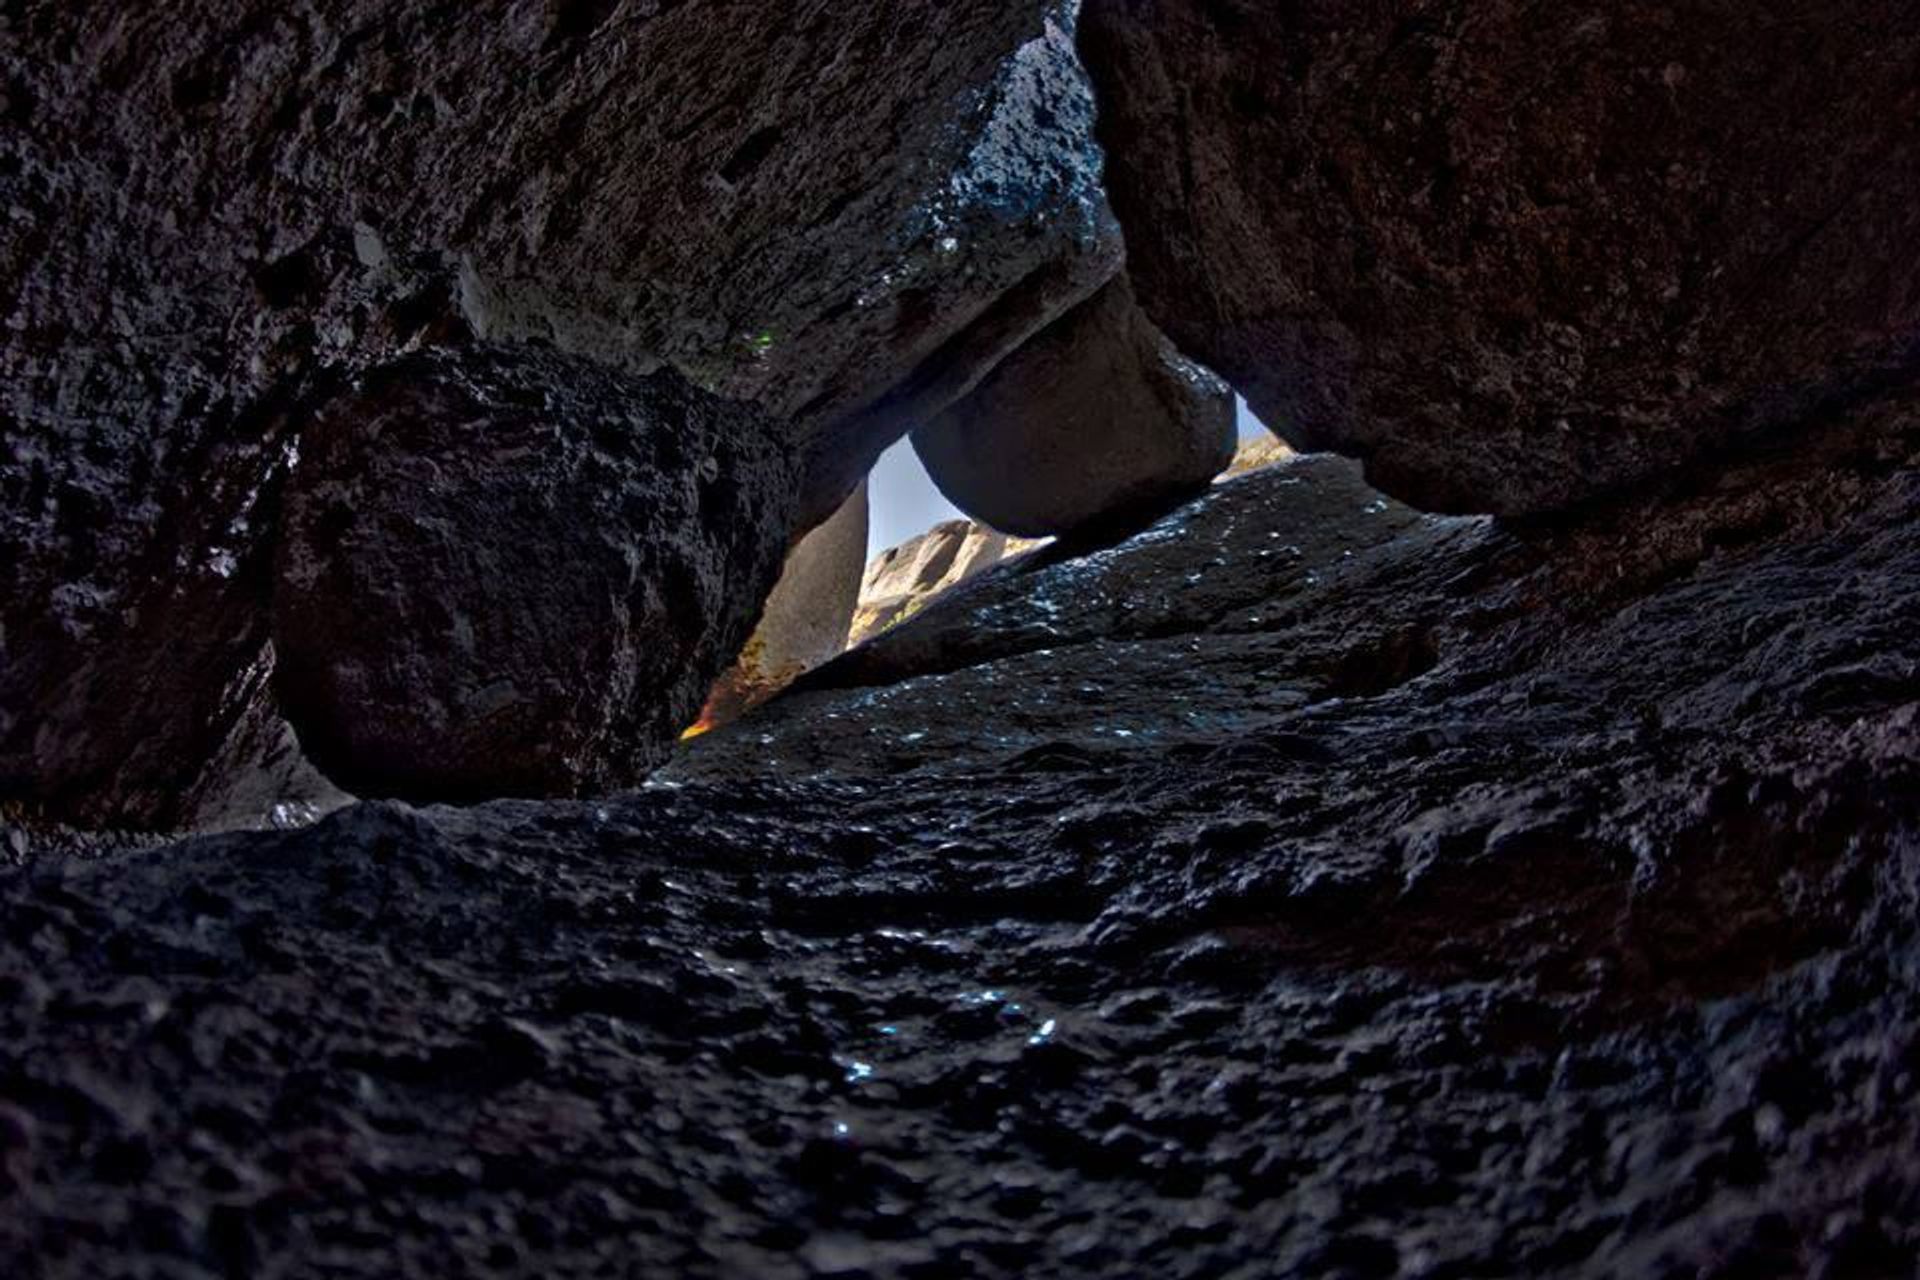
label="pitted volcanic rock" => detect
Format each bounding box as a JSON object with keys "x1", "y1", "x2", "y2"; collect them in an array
[
  {"x1": 0, "y1": 0, "x2": 1116, "y2": 825},
  {"x1": 273, "y1": 345, "x2": 795, "y2": 802},
  {"x1": 1080, "y1": 0, "x2": 1920, "y2": 515},
  {"x1": 5, "y1": 399, "x2": 1915, "y2": 1276}
]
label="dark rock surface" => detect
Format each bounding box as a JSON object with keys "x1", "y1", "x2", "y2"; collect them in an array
[
  {"x1": 0, "y1": 0, "x2": 1115, "y2": 825},
  {"x1": 914, "y1": 274, "x2": 1236, "y2": 537},
  {"x1": 273, "y1": 345, "x2": 794, "y2": 803},
  {"x1": 1081, "y1": 0, "x2": 1920, "y2": 515},
  {"x1": 5, "y1": 399, "x2": 1917, "y2": 1275}
]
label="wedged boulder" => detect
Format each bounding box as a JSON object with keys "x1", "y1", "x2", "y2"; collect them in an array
[
  {"x1": 914, "y1": 274, "x2": 1237, "y2": 537},
  {"x1": 692, "y1": 482, "x2": 870, "y2": 733},
  {"x1": 1080, "y1": 0, "x2": 1920, "y2": 514},
  {"x1": 1, "y1": 0, "x2": 1119, "y2": 825},
  {"x1": 851, "y1": 519, "x2": 1042, "y2": 646},
  {"x1": 273, "y1": 345, "x2": 795, "y2": 802}
]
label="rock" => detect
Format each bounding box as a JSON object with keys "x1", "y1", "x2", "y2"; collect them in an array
[
  {"x1": 6, "y1": 398, "x2": 1918, "y2": 1277},
  {"x1": 914, "y1": 274, "x2": 1237, "y2": 537},
  {"x1": 273, "y1": 345, "x2": 795, "y2": 802},
  {"x1": 177, "y1": 646, "x2": 354, "y2": 833},
  {"x1": 755, "y1": 452, "x2": 1442, "y2": 722},
  {"x1": 1, "y1": 0, "x2": 1119, "y2": 826},
  {"x1": 1080, "y1": 0, "x2": 1920, "y2": 514},
  {"x1": 691, "y1": 482, "x2": 870, "y2": 734},
  {"x1": 1224, "y1": 432, "x2": 1296, "y2": 479},
  {"x1": 850, "y1": 520, "x2": 1043, "y2": 647}
]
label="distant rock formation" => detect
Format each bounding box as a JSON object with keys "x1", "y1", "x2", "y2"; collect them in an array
[
  {"x1": 1224, "y1": 432, "x2": 1296, "y2": 478},
  {"x1": 850, "y1": 520, "x2": 1043, "y2": 648}
]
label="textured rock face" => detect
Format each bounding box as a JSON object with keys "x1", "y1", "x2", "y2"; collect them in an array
[
  {"x1": 915, "y1": 274, "x2": 1236, "y2": 536},
  {"x1": 1224, "y1": 431, "x2": 1295, "y2": 478},
  {"x1": 851, "y1": 519, "x2": 1040, "y2": 647},
  {"x1": 4, "y1": 403, "x2": 1917, "y2": 1276},
  {"x1": 694, "y1": 482, "x2": 870, "y2": 733},
  {"x1": 273, "y1": 346, "x2": 795, "y2": 802},
  {"x1": 1080, "y1": 0, "x2": 1920, "y2": 514},
  {"x1": 0, "y1": 0, "x2": 1117, "y2": 824}
]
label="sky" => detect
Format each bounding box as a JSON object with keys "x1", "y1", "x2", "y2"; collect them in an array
[{"x1": 864, "y1": 396, "x2": 1275, "y2": 560}]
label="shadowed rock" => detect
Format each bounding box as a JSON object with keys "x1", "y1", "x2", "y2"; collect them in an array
[
  {"x1": 273, "y1": 346, "x2": 795, "y2": 802},
  {"x1": 7, "y1": 399, "x2": 1917, "y2": 1277},
  {"x1": 0, "y1": 0, "x2": 1117, "y2": 825},
  {"x1": 915, "y1": 274, "x2": 1237, "y2": 537},
  {"x1": 1081, "y1": 0, "x2": 1920, "y2": 514}
]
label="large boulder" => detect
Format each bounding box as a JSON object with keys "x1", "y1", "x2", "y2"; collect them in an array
[
  {"x1": 1080, "y1": 0, "x2": 1920, "y2": 514},
  {"x1": 914, "y1": 274, "x2": 1237, "y2": 536},
  {"x1": 691, "y1": 481, "x2": 870, "y2": 734},
  {"x1": 273, "y1": 345, "x2": 795, "y2": 802},
  {"x1": 1, "y1": 0, "x2": 1119, "y2": 825}
]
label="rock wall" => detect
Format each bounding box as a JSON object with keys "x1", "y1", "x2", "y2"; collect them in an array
[
  {"x1": 1081, "y1": 0, "x2": 1920, "y2": 514},
  {"x1": 272, "y1": 346, "x2": 796, "y2": 802},
  {"x1": 5, "y1": 400, "x2": 1915, "y2": 1276},
  {"x1": 0, "y1": 0, "x2": 1118, "y2": 824}
]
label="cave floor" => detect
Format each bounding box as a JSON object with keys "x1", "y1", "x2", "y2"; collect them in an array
[{"x1": 4, "y1": 444, "x2": 1919, "y2": 1278}]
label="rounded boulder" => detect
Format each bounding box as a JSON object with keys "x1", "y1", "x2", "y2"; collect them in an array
[{"x1": 273, "y1": 345, "x2": 796, "y2": 802}]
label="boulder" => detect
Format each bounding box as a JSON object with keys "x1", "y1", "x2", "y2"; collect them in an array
[
  {"x1": 914, "y1": 274, "x2": 1237, "y2": 537},
  {"x1": 273, "y1": 346, "x2": 795, "y2": 802},
  {"x1": 851, "y1": 519, "x2": 1041, "y2": 646},
  {"x1": 1080, "y1": 0, "x2": 1920, "y2": 514},
  {"x1": 691, "y1": 482, "x2": 870, "y2": 734},
  {"x1": 1, "y1": 0, "x2": 1119, "y2": 825}
]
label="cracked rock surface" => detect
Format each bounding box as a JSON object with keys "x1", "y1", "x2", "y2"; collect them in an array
[{"x1": 5, "y1": 401, "x2": 1917, "y2": 1276}]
